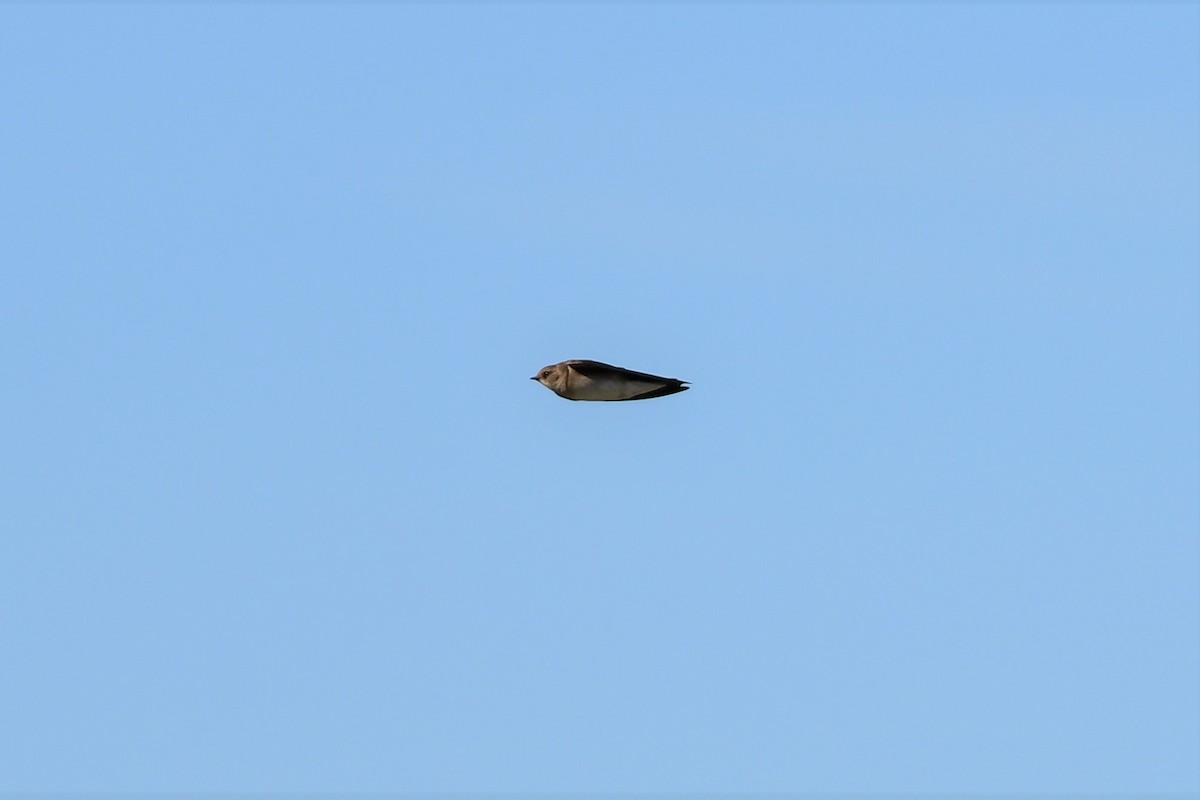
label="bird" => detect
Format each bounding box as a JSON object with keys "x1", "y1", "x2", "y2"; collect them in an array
[{"x1": 531, "y1": 359, "x2": 690, "y2": 401}]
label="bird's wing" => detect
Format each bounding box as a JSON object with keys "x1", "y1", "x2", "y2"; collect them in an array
[{"x1": 566, "y1": 360, "x2": 684, "y2": 385}]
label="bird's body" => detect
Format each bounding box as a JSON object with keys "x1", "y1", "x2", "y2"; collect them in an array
[{"x1": 531, "y1": 360, "x2": 690, "y2": 402}]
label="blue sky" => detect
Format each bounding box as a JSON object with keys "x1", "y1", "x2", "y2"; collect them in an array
[{"x1": 1, "y1": 3, "x2": 1197, "y2": 796}]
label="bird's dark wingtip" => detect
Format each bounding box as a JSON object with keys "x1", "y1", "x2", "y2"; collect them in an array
[{"x1": 628, "y1": 382, "x2": 690, "y2": 400}]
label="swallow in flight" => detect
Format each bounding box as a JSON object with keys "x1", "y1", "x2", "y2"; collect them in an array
[{"x1": 531, "y1": 360, "x2": 690, "y2": 401}]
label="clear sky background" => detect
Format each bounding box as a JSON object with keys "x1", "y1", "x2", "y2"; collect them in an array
[{"x1": 1, "y1": 3, "x2": 1197, "y2": 796}]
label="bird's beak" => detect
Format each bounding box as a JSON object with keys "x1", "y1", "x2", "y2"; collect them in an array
[{"x1": 530, "y1": 376, "x2": 538, "y2": 381}]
